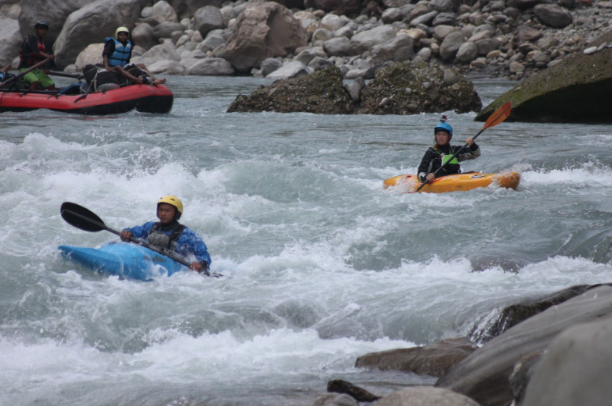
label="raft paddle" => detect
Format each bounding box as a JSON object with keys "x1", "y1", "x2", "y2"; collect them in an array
[
  {"x1": 415, "y1": 102, "x2": 512, "y2": 193},
  {"x1": 60, "y1": 202, "x2": 220, "y2": 277},
  {"x1": 48, "y1": 71, "x2": 84, "y2": 80},
  {"x1": 0, "y1": 58, "x2": 51, "y2": 89}
]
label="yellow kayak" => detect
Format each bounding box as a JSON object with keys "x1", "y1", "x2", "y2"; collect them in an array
[{"x1": 383, "y1": 172, "x2": 521, "y2": 193}]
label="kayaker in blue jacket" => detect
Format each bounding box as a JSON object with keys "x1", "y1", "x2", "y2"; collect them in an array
[
  {"x1": 119, "y1": 195, "x2": 211, "y2": 273},
  {"x1": 417, "y1": 119, "x2": 480, "y2": 182},
  {"x1": 102, "y1": 26, "x2": 166, "y2": 85}
]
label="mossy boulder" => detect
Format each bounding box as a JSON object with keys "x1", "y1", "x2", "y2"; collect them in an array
[
  {"x1": 476, "y1": 30, "x2": 612, "y2": 123},
  {"x1": 226, "y1": 66, "x2": 354, "y2": 114},
  {"x1": 358, "y1": 62, "x2": 482, "y2": 115}
]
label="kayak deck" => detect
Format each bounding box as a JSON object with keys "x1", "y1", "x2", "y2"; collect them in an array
[
  {"x1": 383, "y1": 172, "x2": 521, "y2": 193},
  {"x1": 58, "y1": 243, "x2": 187, "y2": 280}
]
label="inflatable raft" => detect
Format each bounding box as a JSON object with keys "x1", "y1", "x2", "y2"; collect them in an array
[
  {"x1": 0, "y1": 84, "x2": 173, "y2": 115},
  {"x1": 383, "y1": 172, "x2": 520, "y2": 193},
  {"x1": 58, "y1": 243, "x2": 187, "y2": 280}
]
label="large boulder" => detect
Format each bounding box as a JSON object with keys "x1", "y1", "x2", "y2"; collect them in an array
[
  {"x1": 475, "y1": 29, "x2": 612, "y2": 123},
  {"x1": 132, "y1": 23, "x2": 157, "y2": 51},
  {"x1": 0, "y1": 16, "x2": 21, "y2": 67},
  {"x1": 375, "y1": 387, "x2": 480, "y2": 406},
  {"x1": 74, "y1": 43, "x2": 104, "y2": 70},
  {"x1": 522, "y1": 316, "x2": 612, "y2": 406},
  {"x1": 53, "y1": 0, "x2": 141, "y2": 69},
  {"x1": 194, "y1": 6, "x2": 225, "y2": 38},
  {"x1": 359, "y1": 62, "x2": 481, "y2": 115},
  {"x1": 369, "y1": 34, "x2": 414, "y2": 66},
  {"x1": 533, "y1": 4, "x2": 573, "y2": 28},
  {"x1": 149, "y1": 0, "x2": 178, "y2": 24},
  {"x1": 131, "y1": 39, "x2": 180, "y2": 66},
  {"x1": 166, "y1": 0, "x2": 223, "y2": 20},
  {"x1": 220, "y1": 0, "x2": 308, "y2": 73},
  {"x1": 186, "y1": 57, "x2": 234, "y2": 75},
  {"x1": 227, "y1": 66, "x2": 354, "y2": 114},
  {"x1": 439, "y1": 31, "x2": 465, "y2": 61},
  {"x1": 435, "y1": 285, "x2": 612, "y2": 406},
  {"x1": 348, "y1": 25, "x2": 397, "y2": 55},
  {"x1": 313, "y1": 0, "x2": 361, "y2": 15},
  {"x1": 18, "y1": 0, "x2": 91, "y2": 45}
]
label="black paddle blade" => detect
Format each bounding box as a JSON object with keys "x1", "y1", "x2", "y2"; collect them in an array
[{"x1": 60, "y1": 202, "x2": 106, "y2": 232}]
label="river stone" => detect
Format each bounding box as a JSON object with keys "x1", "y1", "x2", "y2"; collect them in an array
[
  {"x1": 313, "y1": 0, "x2": 361, "y2": 15},
  {"x1": 153, "y1": 22, "x2": 186, "y2": 40},
  {"x1": 313, "y1": 393, "x2": 358, "y2": 406},
  {"x1": 150, "y1": 1, "x2": 178, "y2": 24},
  {"x1": 439, "y1": 31, "x2": 465, "y2": 61},
  {"x1": 356, "y1": 337, "x2": 477, "y2": 377},
  {"x1": 517, "y1": 24, "x2": 543, "y2": 42},
  {"x1": 433, "y1": 25, "x2": 459, "y2": 42},
  {"x1": 186, "y1": 57, "x2": 233, "y2": 75},
  {"x1": 309, "y1": 57, "x2": 333, "y2": 70},
  {"x1": 382, "y1": 8, "x2": 404, "y2": 24},
  {"x1": 73, "y1": 43, "x2": 104, "y2": 70},
  {"x1": 344, "y1": 76, "x2": 365, "y2": 102},
  {"x1": 436, "y1": 286, "x2": 612, "y2": 406},
  {"x1": 476, "y1": 29, "x2": 612, "y2": 123},
  {"x1": 522, "y1": 316, "x2": 612, "y2": 406},
  {"x1": 375, "y1": 387, "x2": 480, "y2": 406},
  {"x1": 133, "y1": 39, "x2": 181, "y2": 66},
  {"x1": 324, "y1": 37, "x2": 351, "y2": 56},
  {"x1": 533, "y1": 4, "x2": 573, "y2": 28},
  {"x1": 432, "y1": 12, "x2": 457, "y2": 26},
  {"x1": 369, "y1": 34, "x2": 414, "y2": 66},
  {"x1": 220, "y1": 0, "x2": 308, "y2": 73},
  {"x1": 475, "y1": 38, "x2": 499, "y2": 55},
  {"x1": 405, "y1": 3, "x2": 432, "y2": 23},
  {"x1": 455, "y1": 41, "x2": 478, "y2": 63},
  {"x1": 227, "y1": 66, "x2": 354, "y2": 114},
  {"x1": 18, "y1": 0, "x2": 92, "y2": 45},
  {"x1": 348, "y1": 25, "x2": 397, "y2": 55},
  {"x1": 259, "y1": 58, "x2": 281, "y2": 76},
  {"x1": 53, "y1": 0, "x2": 141, "y2": 69},
  {"x1": 132, "y1": 23, "x2": 157, "y2": 51},
  {"x1": 148, "y1": 59, "x2": 187, "y2": 74},
  {"x1": 194, "y1": 6, "x2": 225, "y2": 38},
  {"x1": 0, "y1": 16, "x2": 21, "y2": 67},
  {"x1": 359, "y1": 62, "x2": 481, "y2": 114},
  {"x1": 266, "y1": 61, "x2": 311, "y2": 78},
  {"x1": 409, "y1": 11, "x2": 439, "y2": 27},
  {"x1": 321, "y1": 14, "x2": 348, "y2": 32}
]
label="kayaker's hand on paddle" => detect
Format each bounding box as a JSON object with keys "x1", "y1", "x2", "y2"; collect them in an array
[
  {"x1": 190, "y1": 262, "x2": 203, "y2": 272},
  {"x1": 426, "y1": 173, "x2": 435, "y2": 182},
  {"x1": 465, "y1": 137, "x2": 474, "y2": 146},
  {"x1": 120, "y1": 230, "x2": 132, "y2": 241}
]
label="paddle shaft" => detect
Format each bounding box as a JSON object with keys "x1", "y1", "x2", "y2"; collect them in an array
[
  {"x1": 49, "y1": 71, "x2": 84, "y2": 79},
  {"x1": 0, "y1": 58, "x2": 51, "y2": 89}
]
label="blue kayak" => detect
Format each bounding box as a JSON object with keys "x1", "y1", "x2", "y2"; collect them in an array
[{"x1": 58, "y1": 243, "x2": 188, "y2": 280}]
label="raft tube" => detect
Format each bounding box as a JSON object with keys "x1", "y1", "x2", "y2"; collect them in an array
[
  {"x1": 58, "y1": 243, "x2": 187, "y2": 280},
  {"x1": 0, "y1": 84, "x2": 173, "y2": 115},
  {"x1": 383, "y1": 172, "x2": 521, "y2": 193}
]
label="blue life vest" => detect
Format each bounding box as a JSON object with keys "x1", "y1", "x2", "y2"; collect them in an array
[{"x1": 104, "y1": 38, "x2": 132, "y2": 68}]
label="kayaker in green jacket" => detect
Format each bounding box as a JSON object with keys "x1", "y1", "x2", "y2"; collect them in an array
[
  {"x1": 119, "y1": 195, "x2": 211, "y2": 273},
  {"x1": 417, "y1": 119, "x2": 480, "y2": 182}
]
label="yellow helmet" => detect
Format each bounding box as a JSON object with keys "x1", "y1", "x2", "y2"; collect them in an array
[
  {"x1": 115, "y1": 26, "x2": 130, "y2": 38},
  {"x1": 158, "y1": 195, "x2": 183, "y2": 219}
]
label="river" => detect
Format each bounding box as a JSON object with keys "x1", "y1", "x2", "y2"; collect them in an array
[{"x1": 1, "y1": 75, "x2": 611, "y2": 406}]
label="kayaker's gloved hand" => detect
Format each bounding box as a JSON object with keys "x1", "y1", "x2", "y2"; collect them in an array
[
  {"x1": 120, "y1": 230, "x2": 132, "y2": 241},
  {"x1": 418, "y1": 172, "x2": 427, "y2": 182},
  {"x1": 190, "y1": 261, "x2": 210, "y2": 275}
]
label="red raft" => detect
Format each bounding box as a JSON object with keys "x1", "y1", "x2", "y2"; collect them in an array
[{"x1": 0, "y1": 84, "x2": 173, "y2": 115}]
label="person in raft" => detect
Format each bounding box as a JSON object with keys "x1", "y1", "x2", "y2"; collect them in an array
[
  {"x1": 18, "y1": 20, "x2": 56, "y2": 91},
  {"x1": 119, "y1": 195, "x2": 211, "y2": 273},
  {"x1": 102, "y1": 26, "x2": 166, "y2": 86},
  {"x1": 0, "y1": 64, "x2": 12, "y2": 82},
  {"x1": 417, "y1": 119, "x2": 481, "y2": 183}
]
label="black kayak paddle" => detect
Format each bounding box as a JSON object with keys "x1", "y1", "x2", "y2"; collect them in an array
[
  {"x1": 60, "y1": 202, "x2": 220, "y2": 277},
  {"x1": 415, "y1": 102, "x2": 513, "y2": 193}
]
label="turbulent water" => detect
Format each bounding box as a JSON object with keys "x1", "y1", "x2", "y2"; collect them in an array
[{"x1": 1, "y1": 76, "x2": 611, "y2": 406}]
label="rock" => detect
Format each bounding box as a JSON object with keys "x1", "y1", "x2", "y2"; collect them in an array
[
  {"x1": 356, "y1": 337, "x2": 477, "y2": 377},
  {"x1": 313, "y1": 393, "x2": 359, "y2": 406},
  {"x1": 18, "y1": 0, "x2": 91, "y2": 45},
  {"x1": 0, "y1": 16, "x2": 21, "y2": 67},
  {"x1": 227, "y1": 66, "x2": 354, "y2": 114},
  {"x1": 260, "y1": 58, "x2": 282, "y2": 76},
  {"x1": 436, "y1": 286, "x2": 612, "y2": 406},
  {"x1": 432, "y1": 12, "x2": 457, "y2": 26},
  {"x1": 476, "y1": 30, "x2": 612, "y2": 123},
  {"x1": 508, "y1": 352, "x2": 542, "y2": 406},
  {"x1": 349, "y1": 25, "x2": 397, "y2": 55},
  {"x1": 166, "y1": 0, "x2": 223, "y2": 20},
  {"x1": 53, "y1": 0, "x2": 141, "y2": 69},
  {"x1": 382, "y1": 8, "x2": 404, "y2": 24},
  {"x1": 73, "y1": 43, "x2": 104, "y2": 70},
  {"x1": 198, "y1": 33, "x2": 226, "y2": 52},
  {"x1": 416, "y1": 47, "x2": 432, "y2": 61},
  {"x1": 522, "y1": 316, "x2": 612, "y2": 406},
  {"x1": 133, "y1": 39, "x2": 181, "y2": 66},
  {"x1": 150, "y1": 0, "x2": 178, "y2": 23},
  {"x1": 153, "y1": 22, "x2": 186, "y2": 39},
  {"x1": 375, "y1": 387, "x2": 480, "y2": 406},
  {"x1": 186, "y1": 57, "x2": 233, "y2": 75},
  {"x1": 344, "y1": 76, "x2": 366, "y2": 101},
  {"x1": 431, "y1": 0, "x2": 460, "y2": 12},
  {"x1": 533, "y1": 4, "x2": 573, "y2": 28},
  {"x1": 324, "y1": 37, "x2": 351, "y2": 56},
  {"x1": 433, "y1": 25, "x2": 459, "y2": 42},
  {"x1": 194, "y1": 6, "x2": 225, "y2": 38},
  {"x1": 583, "y1": 46, "x2": 598, "y2": 55},
  {"x1": 439, "y1": 31, "x2": 465, "y2": 61},
  {"x1": 295, "y1": 48, "x2": 327, "y2": 65},
  {"x1": 313, "y1": 28, "x2": 334, "y2": 43},
  {"x1": 266, "y1": 61, "x2": 311, "y2": 78},
  {"x1": 148, "y1": 59, "x2": 186, "y2": 74},
  {"x1": 517, "y1": 24, "x2": 543, "y2": 42},
  {"x1": 132, "y1": 23, "x2": 157, "y2": 51},
  {"x1": 509, "y1": 61, "x2": 525, "y2": 72},
  {"x1": 409, "y1": 11, "x2": 439, "y2": 27},
  {"x1": 327, "y1": 379, "x2": 380, "y2": 402},
  {"x1": 359, "y1": 62, "x2": 481, "y2": 114},
  {"x1": 313, "y1": 0, "x2": 361, "y2": 15},
  {"x1": 220, "y1": 0, "x2": 308, "y2": 73},
  {"x1": 475, "y1": 38, "x2": 499, "y2": 55},
  {"x1": 309, "y1": 56, "x2": 333, "y2": 70},
  {"x1": 370, "y1": 34, "x2": 414, "y2": 65},
  {"x1": 321, "y1": 14, "x2": 348, "y2": 32},
  {"x1": 455, "y1": 41, "x2": 478, "y2": 63},
  {"x1": 537, "y1": 36, "x2": 559, "y2": 50},
  {"x1": 334, "y1": 26, "x2": 354, "y2": 39}
]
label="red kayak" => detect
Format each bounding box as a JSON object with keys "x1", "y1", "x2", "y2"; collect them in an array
[{"x1": 0, "y1": 84, "x2": 173, "y2": 115}]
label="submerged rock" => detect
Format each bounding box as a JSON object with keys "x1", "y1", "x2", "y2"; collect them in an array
[
  {"x1": 227, "y1": 66, "x2": 354, "y2": 114},
  {"x1": 359, "y1": 62, "x2": 482, "y2": 115},
  {"x1": 475, "y1": 29, "x2": 612, "y2": 123}
]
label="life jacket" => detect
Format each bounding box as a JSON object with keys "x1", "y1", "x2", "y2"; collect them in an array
[
  {"x1": 147, "y1": 222, "x2": 186, "y2": 251},
  {"x1": 104, "y1": 38, "x2": 132, "y2": 68},
  {"x1": 19, "y1": 35, "x2": 46, "y2": 66},
  {"x1": 433, "y1": 145, "x2": 459, "y2": 166}
]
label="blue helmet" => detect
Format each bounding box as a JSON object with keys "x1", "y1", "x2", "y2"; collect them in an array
[{"x1": 434, "y1": 122, "x2": 453, "y2": 138}]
